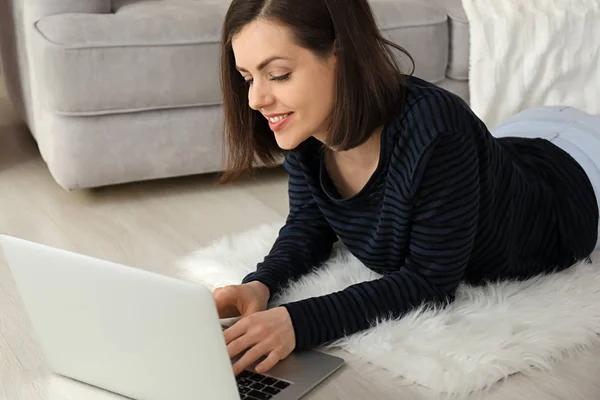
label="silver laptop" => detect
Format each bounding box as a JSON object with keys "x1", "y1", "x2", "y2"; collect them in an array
[{"x1": 0, "y1": 234, "x2": 344, "y2": 400}]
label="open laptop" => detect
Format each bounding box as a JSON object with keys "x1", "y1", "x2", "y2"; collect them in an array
[{"x1": 0, "y1": 234, "x2": 344, "y2": 400}]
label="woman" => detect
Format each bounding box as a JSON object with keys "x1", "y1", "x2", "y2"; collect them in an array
[{"x1": 213, "y1": 0, "x2": 600, "y2": 376}]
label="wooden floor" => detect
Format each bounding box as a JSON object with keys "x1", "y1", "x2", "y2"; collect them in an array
[{"x1": 1, "y1": 82, "x2": 600, "y2": 400}]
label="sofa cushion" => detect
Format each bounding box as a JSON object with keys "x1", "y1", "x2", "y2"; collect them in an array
[{"x1": 31, "y1": 0, "x2": 450, "y2": 116}]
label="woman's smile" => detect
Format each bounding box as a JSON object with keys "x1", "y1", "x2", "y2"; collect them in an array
[{"x1": 267, "y1": 112, "x2": 294, "y2": 131}]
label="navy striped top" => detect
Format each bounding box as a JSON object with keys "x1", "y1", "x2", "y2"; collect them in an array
[{"x1": 242, "y1": 76, "x2": 599, "y2": 351}]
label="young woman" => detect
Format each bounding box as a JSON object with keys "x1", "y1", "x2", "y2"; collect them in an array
[{"x1": 213, "y1": 0, "x2": 600, "y2": 376}]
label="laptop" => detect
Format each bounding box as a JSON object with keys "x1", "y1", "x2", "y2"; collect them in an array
[{"x1": 0, "y1": 234, "x2": 345, "y2": 400}]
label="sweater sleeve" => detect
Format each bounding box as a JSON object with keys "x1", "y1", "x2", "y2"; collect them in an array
[
  {"x1": 242, "y1": 152, "x2": 338, "y2": 300},
  {"x1": 282, "y1": 130, "x2": 480, "y2": 350}
]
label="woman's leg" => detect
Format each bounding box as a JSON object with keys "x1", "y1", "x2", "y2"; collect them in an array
[
  {"x1": 492, "y1": 105, "x2": 575, "y2": 141},
  {"x1": 493, "y1": 106, "x2": 600, "y2": 251}
]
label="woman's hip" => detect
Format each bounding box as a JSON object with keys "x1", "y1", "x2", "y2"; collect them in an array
[{"x1": 493, "y1": 105, "x2": 600, "y2": 250}]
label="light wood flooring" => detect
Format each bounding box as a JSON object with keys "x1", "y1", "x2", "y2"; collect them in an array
[{"x1": 1, "y1": 81, "x2": 600, "y2": 400}]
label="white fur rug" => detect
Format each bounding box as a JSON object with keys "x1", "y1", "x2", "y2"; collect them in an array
[
  {"x1": 176, "y1": 222, "x2": 600, "y2": 396},
  {"x1": 461, "y1": 0, "x2": 600, "y2": 130}
]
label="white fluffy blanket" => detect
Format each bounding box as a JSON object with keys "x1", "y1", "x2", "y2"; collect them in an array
[
  {"x1": 461, "y1": 0, "x2": 600, "y2": 130},
  {"x1": 176, "y1": 222, "x2": 600, "y2": 396}
]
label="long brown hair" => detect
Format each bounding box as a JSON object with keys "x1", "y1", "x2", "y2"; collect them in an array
[{"x1": 219, "y1": 0, "x2": 415, "y2": 183}]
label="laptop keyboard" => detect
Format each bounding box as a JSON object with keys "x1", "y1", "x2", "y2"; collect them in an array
[{"x1": 236, "y1": 370, "x2": 292, "y2": 399}]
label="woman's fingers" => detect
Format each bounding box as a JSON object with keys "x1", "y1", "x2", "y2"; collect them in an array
[
  {"x1": 223, "y1": 317, "x2": 249, "y2": 345},
  {"x1": 227, "y1": 331, "x2": 255, "y2": 359},
  {"x1": 232, "y1": 340, "x2": 272, "y2": 376},
  {"x1": 225, "y1": 315, "x2": 264, "y2": 359},
  {"x1": 255, "y1": 350, "x2": 282, "y2": 374},
  {"x1": 224, "y1": 308, "x2": 295, "y2": 376}
]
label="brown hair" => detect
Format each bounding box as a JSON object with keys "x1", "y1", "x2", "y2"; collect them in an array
[{"x1": 218, "y1": 0, "x2": 415, "y2": 183}]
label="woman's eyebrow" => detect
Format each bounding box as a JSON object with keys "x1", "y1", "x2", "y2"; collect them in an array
[{"x1": 236, "y1": 56, "x2": 291, "y2": 73}]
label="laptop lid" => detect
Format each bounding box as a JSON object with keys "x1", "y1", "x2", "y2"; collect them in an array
[{"x1": 0, "y1": 234, "x2": 240, "y2": 400}]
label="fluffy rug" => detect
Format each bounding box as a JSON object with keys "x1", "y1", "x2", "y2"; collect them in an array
[
  {"x1": 461, "y1": 0, "x2": 600, "y2": 130},
  {"x1": 175, "y1": 222, "x2": 600, "y2": 396}
]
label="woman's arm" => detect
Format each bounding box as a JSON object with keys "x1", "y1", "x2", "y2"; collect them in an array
[
  {"x1": 282, "y1": 130, "x2": 481, "y2": 350},
  {"x1": 242, "y1": 152, "x2": 338, "y2": 300}
]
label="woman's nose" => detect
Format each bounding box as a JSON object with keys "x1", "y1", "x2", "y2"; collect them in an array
[{"x1": 248, "y1": 81, "x2": 274, "y2": 111}]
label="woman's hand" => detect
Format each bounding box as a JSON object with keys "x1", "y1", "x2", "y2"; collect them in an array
[
  {"x1": 225, "y1": 306, "x2": 296, "y2": 375},
  {"x1": 213, "y1": 281, "x2": 270, "y2": 318}
]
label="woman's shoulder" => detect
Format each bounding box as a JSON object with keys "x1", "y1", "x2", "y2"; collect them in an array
[
  {"x1": 381, "y1": 77, "x2": 485, "y2": 182},
  {"x1": 383, "y1": 75, "x2": 484, "y2": 153},
  {"x1": 399, "y1": 75, "x2": 472, "y2": 129}
]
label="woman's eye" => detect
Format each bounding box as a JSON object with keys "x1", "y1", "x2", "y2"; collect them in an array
[
  {"x1": 243, "y1": 74, "x2": 289, "y2": 87},
  {"x1": 271, "y1": 74, "x2": 290, "y2": 82}
]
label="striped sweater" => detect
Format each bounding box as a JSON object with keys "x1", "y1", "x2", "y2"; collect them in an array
[{"x1": 242, "y1": 76, "x2": 599, "y2": 351}]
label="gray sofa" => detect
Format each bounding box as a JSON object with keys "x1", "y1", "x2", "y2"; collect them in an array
[{"x1": 0, "y1": 0, "x2": 469, "y2": 190}]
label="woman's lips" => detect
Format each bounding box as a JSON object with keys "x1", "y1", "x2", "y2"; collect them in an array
[{"x1": 268, "y1": 112, "x2": 293, "y2": 131}]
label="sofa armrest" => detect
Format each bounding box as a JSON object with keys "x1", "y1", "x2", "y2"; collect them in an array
[
  {"x1": 2, "y1": 0, "x2": 112, "y2": 131},
  {"x1": 24, "y1": 0, "x2": 112, "y2": 20}
]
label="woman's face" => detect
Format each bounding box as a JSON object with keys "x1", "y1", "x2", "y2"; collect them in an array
[{"x1": 232, "y1": 19, "x2": 337, "y2": 150}]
